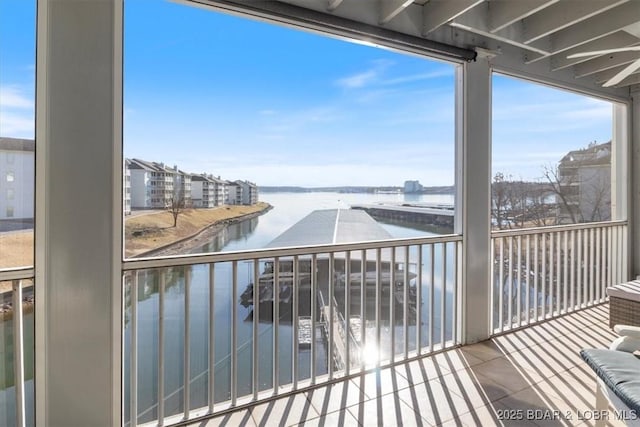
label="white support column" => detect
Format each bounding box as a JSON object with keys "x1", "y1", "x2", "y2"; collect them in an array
[
  {"x1": 35, "y1": 1, "x2": 123, "y2": 426},
  {"x1": 631, "y1": 87, "x2": 640, "y2": 276},
  {"x1": 459, "y1": 53, "x2": 492, "y2": 344}
]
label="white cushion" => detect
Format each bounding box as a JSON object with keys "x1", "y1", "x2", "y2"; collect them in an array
[{"x1": 607, "y1": 280, "x2": 640, "y2": 303}]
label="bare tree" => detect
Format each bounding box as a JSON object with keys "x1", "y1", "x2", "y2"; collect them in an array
[{"x1": 168, "y1": 193, "x2": 185, "y2": 227}]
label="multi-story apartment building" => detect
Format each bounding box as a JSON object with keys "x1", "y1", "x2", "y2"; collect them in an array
[
  {"x1": 238, "y1": 180, "x2": 258, "y2": 205},
  {"x1": 209, "y1": 175, "x2": 228, "y2": 206},
  {"x1": 225, "y1": 180, "x2": 241, "y2": 205},
  {"x1": 172, "y1": 166, "x2": 192, "y2": 207},
  {"x1": 127, "y1": 158, "x2": 176, "y2": 209},
  {"x1": 557, "y1": 141, "x2": 611, "y2": 224},
  {"x1": 191, "y1": 174, "x2": 217, "y2": 208},
  {"x1": 0, "y1": 137, "x2": 35, "y2": 221}
]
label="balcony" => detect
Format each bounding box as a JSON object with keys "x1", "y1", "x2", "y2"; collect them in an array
[
  {"x1": 184, "y1": 304, "x2": 616, "y2": 427},
  {"x1": 103, "y1": 222, "x2": 629, "y2": 426}
]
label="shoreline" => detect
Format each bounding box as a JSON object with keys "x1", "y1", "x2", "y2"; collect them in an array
[{"x1": 130, "y1": 203, "x2": 273, "y2": 258}]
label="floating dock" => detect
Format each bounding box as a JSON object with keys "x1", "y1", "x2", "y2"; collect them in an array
[{"x1": 351, "y1": 203, "x2": 454, "y2": 229}]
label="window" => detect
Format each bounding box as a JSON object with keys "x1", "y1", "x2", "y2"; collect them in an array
[
  {"x1": 124, "y1": 0, "x2": 457, "y2": 258},
  {"x1": 7, "y1": 188, "x2": 14, "y2": 200},
  {"x1": 6, "y1": 171, "x2": 14, "y2": 182},
  {"x1": 6, "y1": 206, "x2": 14, "y2": 218},
  {"x1": 491, "y1": 74, "x2": 614, "y2": 229}
]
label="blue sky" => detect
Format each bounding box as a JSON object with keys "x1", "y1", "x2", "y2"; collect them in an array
[{"x1": 1, "y1": 0, "x2": 613, "y2": 187}]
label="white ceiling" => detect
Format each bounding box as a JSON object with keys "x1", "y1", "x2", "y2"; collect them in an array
[{"x1": 262, "y1": 0, "x2": 640, "y2": 90}]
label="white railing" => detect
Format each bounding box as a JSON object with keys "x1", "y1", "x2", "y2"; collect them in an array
[
  {"x1": 122, "y1": 235, "x2": 462, "y2": 427},
  {"x1": 490, "y1": 221, "x2": 628, "y2": 334},
  {"x1": 0, "y1": 267, "x2": 35, "y2": 427}
]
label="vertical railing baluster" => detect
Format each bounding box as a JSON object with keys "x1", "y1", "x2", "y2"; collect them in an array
[
  {"x1": 453, "y1": 242, "x2": 459, "y2": 345},
  {"x1": 359, "y1": 250, "x2": 365, "y2": 369},
  {"x1": 344, "y1": 252, "x2": 350, "y2": 376},
  {"x1": 130, "y1": 271, "x2": 138, "y2": 427},
  {"x1": 490, "y1": 237, "x2": 495, "y2": 332},
  {"x1": 525, "y1": 235, "x2": 530, "y2": 324},
  {"x1": 516, "y1": 235, "x2": 522, "y2": 327},
  {"x1": 498, "y1": 238, "x2": 504, "y2": 333},
  {"x1": 577, "y1": 230, "x2": 582, "y2": 308},
  {"x1": 390, "y1": 248, "x2": 396, "y2": 363},
  {"x1": 273, "y1": 257, "x2": 280, "y2": 393},
  {"x1": 417, "y1": 246, "x2": 422, "y2": 354},
  {"x1": 555, "y1": 232, "x2": 561, "y2": 316},
  {"x1": 600, "y1": 227, "x2": 609, "y2": 302},
  {"x1": 614, "y1": 226, "x2": 620, "y2": 285},
  {"x1": 403, "y1": 246, "x2": 409, "y2": 358},
  {"x1": 550, "y1": 232, "x2": 555, "y2": 317},
  {"x1": 607, "y1": 227, "x2": 613, "y2": 295},
  {"x1": 376, "y1": 248, "x2": 382, "y2": 367},
  {"x1": 208, "y1": 264, "x2": 215, "y2": 412},
  {"x1": 252, "y1": 260, "x2": 259, "y2": 400},
  {"x1": 595, "y1": 228, "x2": 601, "y2": 303},
  {"x1": 429, "y1": 244, "x2": 435, "y2": 353},
  {"x1": 541, "y1": 233, "x2": 546, "y2": 320},
  {"x1": 12, "y1": 280, "x2": 25, "y2": 427},
  {"x1": 184, "y1": 267, "x2": 191, "y2": 418},
  {"x1": 533, "y1": 234, "x2": 538, "y2": 322},
  {"x1": 311, "y1": 254, "x2": 317, "y2": 384},
  {"x1": 292, "y1": 256, "x2": 299, "y2": 387},
  {"x1": 230, "y1": 262, "x2": 237, "y2": 406},
  {"x1": 328, "y1": 253, "x2": 335, "y2": 377},
  {"x1": 589, "y1": 228, "x2": 596, "y2": 305},
  {"x1": 584, "y1": 229, "x2": 589, "y2": 307},
  {"x1": 440, "y1": 242, "x2": 447, "y2": 347},
  {"x1": 507, "y1": 237, "x2": 513, "y2": 328},
  {"x1": 569, "y1": 231, "x2": 575, "y2": 311},
  {"x1": 158, "y1": 271, "x2": 165, "y2": 426},
  {"x1": 622, "y1": 225, "x2": 628, "y2": 282},
  {"x1": 563, "y1": 231, "x2": 568, "y2": 314}
]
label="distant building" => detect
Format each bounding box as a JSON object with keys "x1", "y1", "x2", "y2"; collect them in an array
[
  {"x1": 191, "y1": 174, "x2": 217, "y2": 208},
  {"x1": 226, "y1": 180, "x2": 242, "y2": 205},
  {"x1": 172, "y1": 165, "x2": 192, "y2": 207},
  {"x1": 127, "y1": 158, "x2": 177, "y2": 209},
  {"x1": 237, "y1": 180, "x2": 258, "y2": 205},
  {"x1": 0, "y1": 137, "x2": 35, "y2": 220},
  {"x1": 404, "y1": 180, "x2": 423, "y2": 193},
  {"x1": 557, "y1": 141, "x2": 611, "y2": 223}
]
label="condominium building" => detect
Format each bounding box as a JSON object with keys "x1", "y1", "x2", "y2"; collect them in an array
[
  {"x1": 191, "y1": 174, "x2": 217, "y2": 208},
  {"x1": 127, "y1": 158, "x2": 177, "y2": 209},
  {"x1": 0, "y1": 137, "x2": 35, "y2": 221},
  {"x1": 557, "y1": 141, "x2": 611, "y2": 224}
]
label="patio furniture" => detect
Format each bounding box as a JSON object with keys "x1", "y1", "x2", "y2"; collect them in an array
[
  {"x1": 580, "y1": 324, "x2": 640, "y2": 427},
  {"x1": 607, "y1": 281, "x2": 640, "y2": 328}
]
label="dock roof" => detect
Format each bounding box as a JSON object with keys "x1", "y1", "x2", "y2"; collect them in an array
[{"x1": 265, "y1": 209, "x2": 392, "y2": 248}]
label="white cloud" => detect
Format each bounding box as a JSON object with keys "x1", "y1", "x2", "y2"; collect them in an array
[
  {"x1": 0, "y1": 85, "x2": 35, "y2": 138},
  {"x1": 336, "y1": 69, "x2": 378, "y2": 89},
  {"x1": 0, "y1": 112, "x2": 34, "y2": 137},
  {"x1": 0, "y1": 85, "x2": 34, "y2": 109}
]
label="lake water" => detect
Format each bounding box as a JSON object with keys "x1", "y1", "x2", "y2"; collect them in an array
[{"x1": 1, "y1": 192, "x2": 457, "y2": 426}]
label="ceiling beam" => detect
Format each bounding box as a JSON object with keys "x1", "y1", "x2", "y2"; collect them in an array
[
  {"x1": 547, "y1": 31, "x2": 640, "y2": 69},
  {"x1": 488, "y1": 0, "x2": 558, "y2": 33},
  {"x1": 422, "y1": 0, "x2": 484, "y2": 35},
  {"x1": 327, "y1": 0, "x2": 343, "y2": 12},
  {"x1": 522, "y1": 0, "x2": 628, "y2": 44},
  {"x1": 545, "y1": 1, "x2": 640, "y2": 55},
  {"x1": 573, "y1": 51, "x2": 640, "y2": 78},
  {"x1": 448, "y1": 3, "x2": 551, "y2": 55},
  {"x1": 380, "y1": 0, "x2": 413, "y2": 25},
  {"x1": 614, "y1": 72, "x2": 640, "y2": 87},
  {"x1": 594, "y1": 64, "x2": 632, "y2": 83}
]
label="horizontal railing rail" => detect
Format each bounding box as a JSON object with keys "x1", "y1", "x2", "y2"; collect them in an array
[
  {"x1": 123, "y1": 235, "x2": 462, "y2": 426},
  {"x1": 122, "y1": 234, "x2": 462, "y2": 270},
  {"x1": 0, "y1": 267, "x2": 35, "y2": 282},
  {"x1": 490, "y1": 221, "x2": 628, "y2": 334}
]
